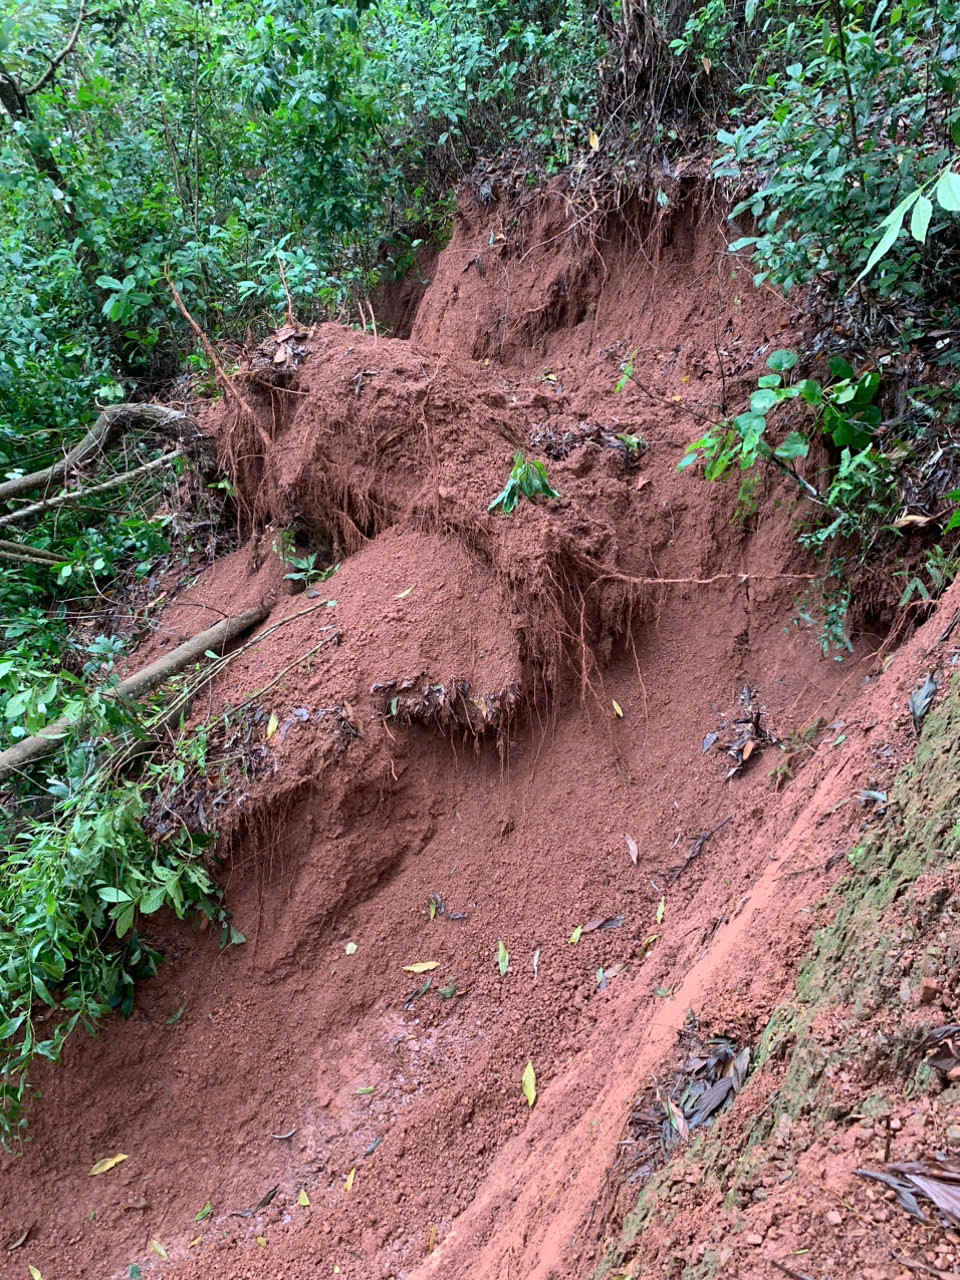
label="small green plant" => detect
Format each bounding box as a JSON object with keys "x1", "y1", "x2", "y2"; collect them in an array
[
  {"x1": 488, "y1": 451, "x2": 560, "y2": 515},
  {"x1": 283, "y1": 553, "x2": 338, "y2": 587},
  {"x1": 897, "y1": 545, "x2": 960, "y2": 607},
  {"x1": 616, "y1": 432, "x2": 646, "y2": 454}
]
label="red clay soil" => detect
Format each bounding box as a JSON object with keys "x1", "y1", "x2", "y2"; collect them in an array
[{"x1": 0, "y1": 183, "x2": 934, "y2": 1280}]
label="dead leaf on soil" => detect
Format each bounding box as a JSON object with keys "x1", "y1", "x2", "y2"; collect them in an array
[
  {"x1": 665, "y1": 1096, "x2": 689, "y2": 1143},
  {"x1": 909, "y1": 672, "x2": 938, "y2": 735},
  {"x1": 587, "y1": 127, "x2": 600, "y2": 150},
  {"x1": 569, "y1": 925, "x2": 583, "y2": 944},
  {"x1": 5, "y1": 1224, "x2": 32, "y2": 1251},
  {"x1": 625, "y1": 835, "x2": 639, "y2": 866},
  {"x1": 656, "y1": 897, "x2": 665, "y2": 924},
  {"x1": 395, "y1": 586, "x2": 414, "y2": 599},
  {"x1": 89, "y1": 1153, "x2": 129, "y2": 1176},
  {"x1": 345, "y1": 1167, "x2": 356, "y2": 1192},
  {"x1": 255, "y1": 1235, "x2": 267, "y2": 1246},
  {"x1": 701, "y1": 731, "x2": 718, "y2": 754},
  {"x1": 522, "y1": 1060, "x2": 537, "y2": 1107},
  {"x1": 496, "y1": 940, "x2": 509, "y2": 977},
  {"x1": 271, "y1": 1128, "x2": 296, "y2": 1140},
  {"x1": 402, "y1": 961, "x2": 439, "y2": 973},
  {"x1": 582, "y1": 914, "x2": 625, "y2": 933},
  {"x1": 612, "y1": 699, "x2": 624, "y2": 718},
  {"x1": 916, "y1": 1024, "x2": 960, "y2": 1075},
  {"x1": 229, "y1": 1183, "x2": 279, "y2": 1218},
  {"x1": 403, "y1": 977, "x2": 432, "y2": 1009},
  {"x1": 857, "y1": 1158, "x2": 960, "y2": 1226},
  {"x1": 355, "y1": 1086, "x2": 376, "y2": 1095},
  {"x1": 297, "y1": 1188, "x2": 311, "y2": 1207},
  {"x1": 150, "y1": 1239, "x2": 168, "y2": 1259},
  {"x1": 28, "y1": 1267, "x2": 42, "y2": 1280},
  {"x1": 266, "y1": 711, "x2": 279, "y2": 740}
]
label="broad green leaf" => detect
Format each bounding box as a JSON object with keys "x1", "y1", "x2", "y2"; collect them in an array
[
  {"x1": 139, "y1": 887, "x2": 166, "y2": 915},
  {"x1": 115, "y1": 904, "x2": 135, "y2": 938},
  {"x1": 521, "y1": 1059, "x2": 536, "y2": 1107},
  {"x1": 97, "y1": 887, "x2": 132, "y2": 904},
  {"x1": 910, "y1": 194, "x2": 934, "y2": 243},
  {"x1": 854, "y1": 188, "x2": 921, "y2": 284},
  {"x1": 774, "y1": 432, "x2": 809, "y2": 461},
  {"x1": 766, "y1": 349, "x2": 797, "y2": 372},
  {"x1": 936, "y1": 168, "x2": 960, "y2": 213}
]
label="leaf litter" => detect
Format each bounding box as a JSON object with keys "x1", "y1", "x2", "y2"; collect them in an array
[
  {"x1": 856, "y1": 1158, "x2": 960, "y2": 1227},
  {"x1": 618, "y1": 1023, "x2": 751, "y2": 1185}
]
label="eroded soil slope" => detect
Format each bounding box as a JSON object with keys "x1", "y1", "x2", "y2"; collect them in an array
[{"x1": 0, "y1": 186, "x2": 927, "y2": 1280}]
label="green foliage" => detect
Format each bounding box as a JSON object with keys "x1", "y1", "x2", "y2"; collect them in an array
[
  {"x1": 0, "y1": 710, "x2": 234, "y2": 1146},
  {"x1": 717, "y1": 0, "x2": 960, "y2": 297},
  {"x1": 488, "y1": 450, "x2": 560, "y2": 515},
  {"x1": 282, "y1": 553, "x2": 339, "y2": 587},
  {"x1": 897, "y1": 545, "x2": 960, "y2": 606},
  {"x1": 677, "y1": 348, "x2": 881, "y2": 497}
]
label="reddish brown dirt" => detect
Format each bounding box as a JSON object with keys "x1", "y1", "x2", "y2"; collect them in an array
[{"x1": 0, "y1": 183, "x2": 930, "y2": 1280}]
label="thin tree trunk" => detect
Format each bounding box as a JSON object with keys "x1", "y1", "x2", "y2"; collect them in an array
[
  {"x1": 0, "y1": 599, "x2": 274, "y2": 784},
  {"x1": 0, "y1": 404, "x2": 196, "y2": 505}
]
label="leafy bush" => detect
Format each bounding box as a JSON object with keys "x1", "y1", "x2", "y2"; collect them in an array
[{"x1": 717, "y1": 1, "x2": 960, "y2": 297}]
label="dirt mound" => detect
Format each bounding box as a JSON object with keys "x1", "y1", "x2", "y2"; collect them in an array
[{"x1": 0, "y1": 182, "x2": 917, "y2": 1280}]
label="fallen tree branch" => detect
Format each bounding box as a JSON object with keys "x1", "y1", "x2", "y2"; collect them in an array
[
  {"x1": 0, "y1": 403, "x2": 197, "y2": 505},
  {"x1": 0, "y1": 598, "x2": 274, "y2": 784},
  {"x1": 0, "y1": 538, "x2": 59, "y2": 561},
  {"x1": 0, "y1": 449, "x2": 183, "y2": 527},
  {"x1": 0, "y1": 549, "x2": 62, "y2": 568}
]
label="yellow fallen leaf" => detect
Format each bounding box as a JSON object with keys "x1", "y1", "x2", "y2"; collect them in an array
[
  {"x1": 297, "y1": 1187, "x2": 311, "y2": 1207},
  {"x1": 266, "y1": 711, "x2": 278, "y2": 740},
  {"x1": 345, "y1": 1167, "x2": 356, "y2": 1192},
  {"x1": 612, "y1": 699, "x2": 623, "y2": 718},
  {"x1": 569, "y1": 925, "x2": 583, "y2": 944},
  {"x1": 89, "y1": 1153, "x2": 128, "y2": 1176},
  {"x1": 701, "y1": 54, "x2": 712, "y2": 73},
  {"x1": 255, "y1": 1235, "x2": 267, "y2": 1246},
  {"x1": 395, "y1": 586, "x2": 414, "y2": 599},
  {"x1": 427, "y1": 1224, "x2": 438, "y2": 1254},
  {"x1": 402, "y1": 961, "x2": 439, "y2": 973},
  {"x1": 522, "y1": 1059, "x2": 537, "y2": 1107},
  {"x1": 681, "y1": 374, "x2": 690, "y2": 383},
  {"x1": 29, "y1": 1268, "x2": 43, "y2": 1280},
  {"x1": 587, "y1": 127, "x2": 600, "y2": 150},
  {"x1": 189, "y1": 1236, "x2": 201, "y2": 1247},
  {"x1": 150, "y1": 1239, "x2": 168, "y2": 1260}
]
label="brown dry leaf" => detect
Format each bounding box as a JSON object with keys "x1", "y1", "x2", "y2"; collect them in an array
[
  {"x1": 150, "y1": 1239, "x2": 168, "y2": 1260},
  {"x1": 6, "y1": 1224, "x2": 32, "y2": 1251},
  {"x1": 345, "y1": 1167, "x2": 356, "y2": 1192},
  {"x1": 89, "y1": 1153, "x2": 129, "y2": 1176},
  {"x1": 625, "y1": 835, "x2": 639, "y2": 866},
  {"x1": 741, "y1": 738, "x2": 756, "y2": 762},
  {"x1": 666, "y1": 1097, "x2": 689, "y2": 1142},
  {"x1": 893, "y1": 513, "x2": 938, "y2": 529},
  {"x1": 189, "y1": 1236, "x2": 202, "y2": 1248},
  {"x1": 402, "y1": 961, "x2": 439, "y2": 973},
  {"x1": 701, "y1": 55, "x2": 712, "y2": 73},
  {"x1": 427, "y1": 1225, "x2": 438, "y2": 1254},
  {"x1": 272, "y1": 344, "x2": 288, "y2": 365}
]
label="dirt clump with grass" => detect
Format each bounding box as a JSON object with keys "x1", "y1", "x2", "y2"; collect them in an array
[{"x1": 0, "y1": 183, "x2": 944, "y2": 1280}]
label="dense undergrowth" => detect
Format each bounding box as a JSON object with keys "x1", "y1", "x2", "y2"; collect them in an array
[{"x1": 1, "y1": 0, "x2": 960, "y2": 1142}]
